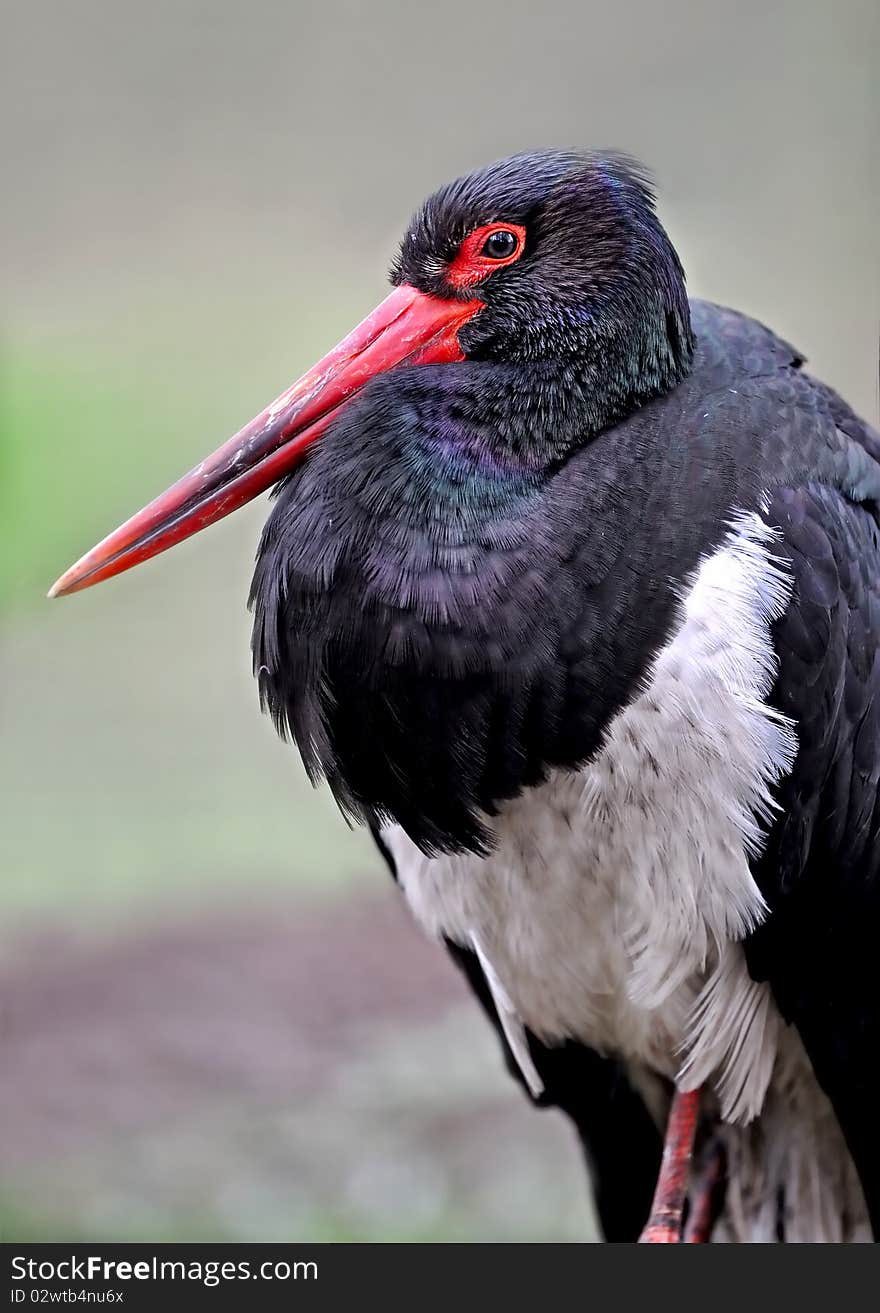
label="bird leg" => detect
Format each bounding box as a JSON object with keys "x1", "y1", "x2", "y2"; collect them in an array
[
  {"x1": 639, "y1": 1086, "x2": 701, "y2": 1242},
  {"x1": 682, "y1": 1139, "x2": 725, "y2": 1243}
]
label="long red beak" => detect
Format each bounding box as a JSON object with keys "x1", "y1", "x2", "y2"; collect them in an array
[{"x1": 48, "y1": 285, "x2": 482, "y2": 598}]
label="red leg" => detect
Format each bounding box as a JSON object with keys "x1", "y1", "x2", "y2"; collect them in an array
[
  {"x1": 682, "y1": 1142, "x2": 724, "y2": 1243},
  {"x1": 639, "y1": 1086, "x2": 701, "y2": 1243}
]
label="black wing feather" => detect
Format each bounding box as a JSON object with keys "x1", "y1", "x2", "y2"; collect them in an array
[{"x1": 749, "y1": 472, "x2": 880, "y2": 1234}]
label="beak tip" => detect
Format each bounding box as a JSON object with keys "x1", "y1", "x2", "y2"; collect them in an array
[{"x1": 47, "y1": 568, "x2": 77, "y2": 599}]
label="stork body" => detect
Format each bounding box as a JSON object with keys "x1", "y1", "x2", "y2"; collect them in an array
[
  {"x1": 253, "y1": 290, "x2": 879, "y2": 1241},
  {"x1": 53, "y1": 151, "x2": 880, "y2": 1242}
]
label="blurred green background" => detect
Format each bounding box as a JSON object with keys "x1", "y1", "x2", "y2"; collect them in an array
[{"x1": 2, "y1": 0, "x2": 878, "y2": 1241}]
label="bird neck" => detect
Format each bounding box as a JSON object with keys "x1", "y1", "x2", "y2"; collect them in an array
[{"x1": 402, "y1": 329, "x2": 692, "y2": 509}]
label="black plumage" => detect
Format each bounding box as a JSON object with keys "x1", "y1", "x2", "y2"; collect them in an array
[
  {"x1": 250, "y1": 300, "x2": 873, "y2": 855},
  {"x1": 249, "y1": 151, "x2": 880, "y2": 1239},
  {"x1": 55, "y1": 148, "x2": 879, "y2": 1240},
  {"x1": 751, "y1": 476, "x2": 880, "y2": 1234}
]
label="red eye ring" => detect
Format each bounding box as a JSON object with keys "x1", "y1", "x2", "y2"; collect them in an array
[{"x1": 446, "y1": 222, "x2": 526, "y2": 289}]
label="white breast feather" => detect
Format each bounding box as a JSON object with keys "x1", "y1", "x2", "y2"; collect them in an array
[
  {"x1": 384, "y1": 511, "x2": 801, "y2": 1126},
  {"x1": 382, "y1": 510, "x2": 872, "y2": 1238}
]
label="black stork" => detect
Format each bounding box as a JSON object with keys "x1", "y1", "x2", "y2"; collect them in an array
[{"x1": 51, "y1": 150, "x2": 880, "y2": 1243}]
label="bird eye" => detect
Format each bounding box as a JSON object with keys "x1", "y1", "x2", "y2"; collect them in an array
[
  {"x1": 481, "y1": 229, "x2": 519, "y2": 260},
  {"x1": 446, "y1": 222, "x2": 526, "y2": 288}
]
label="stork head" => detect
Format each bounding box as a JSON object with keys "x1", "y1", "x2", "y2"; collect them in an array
[{"x1": 49, "y1": 149, "x2": 693, "y2": 599}]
